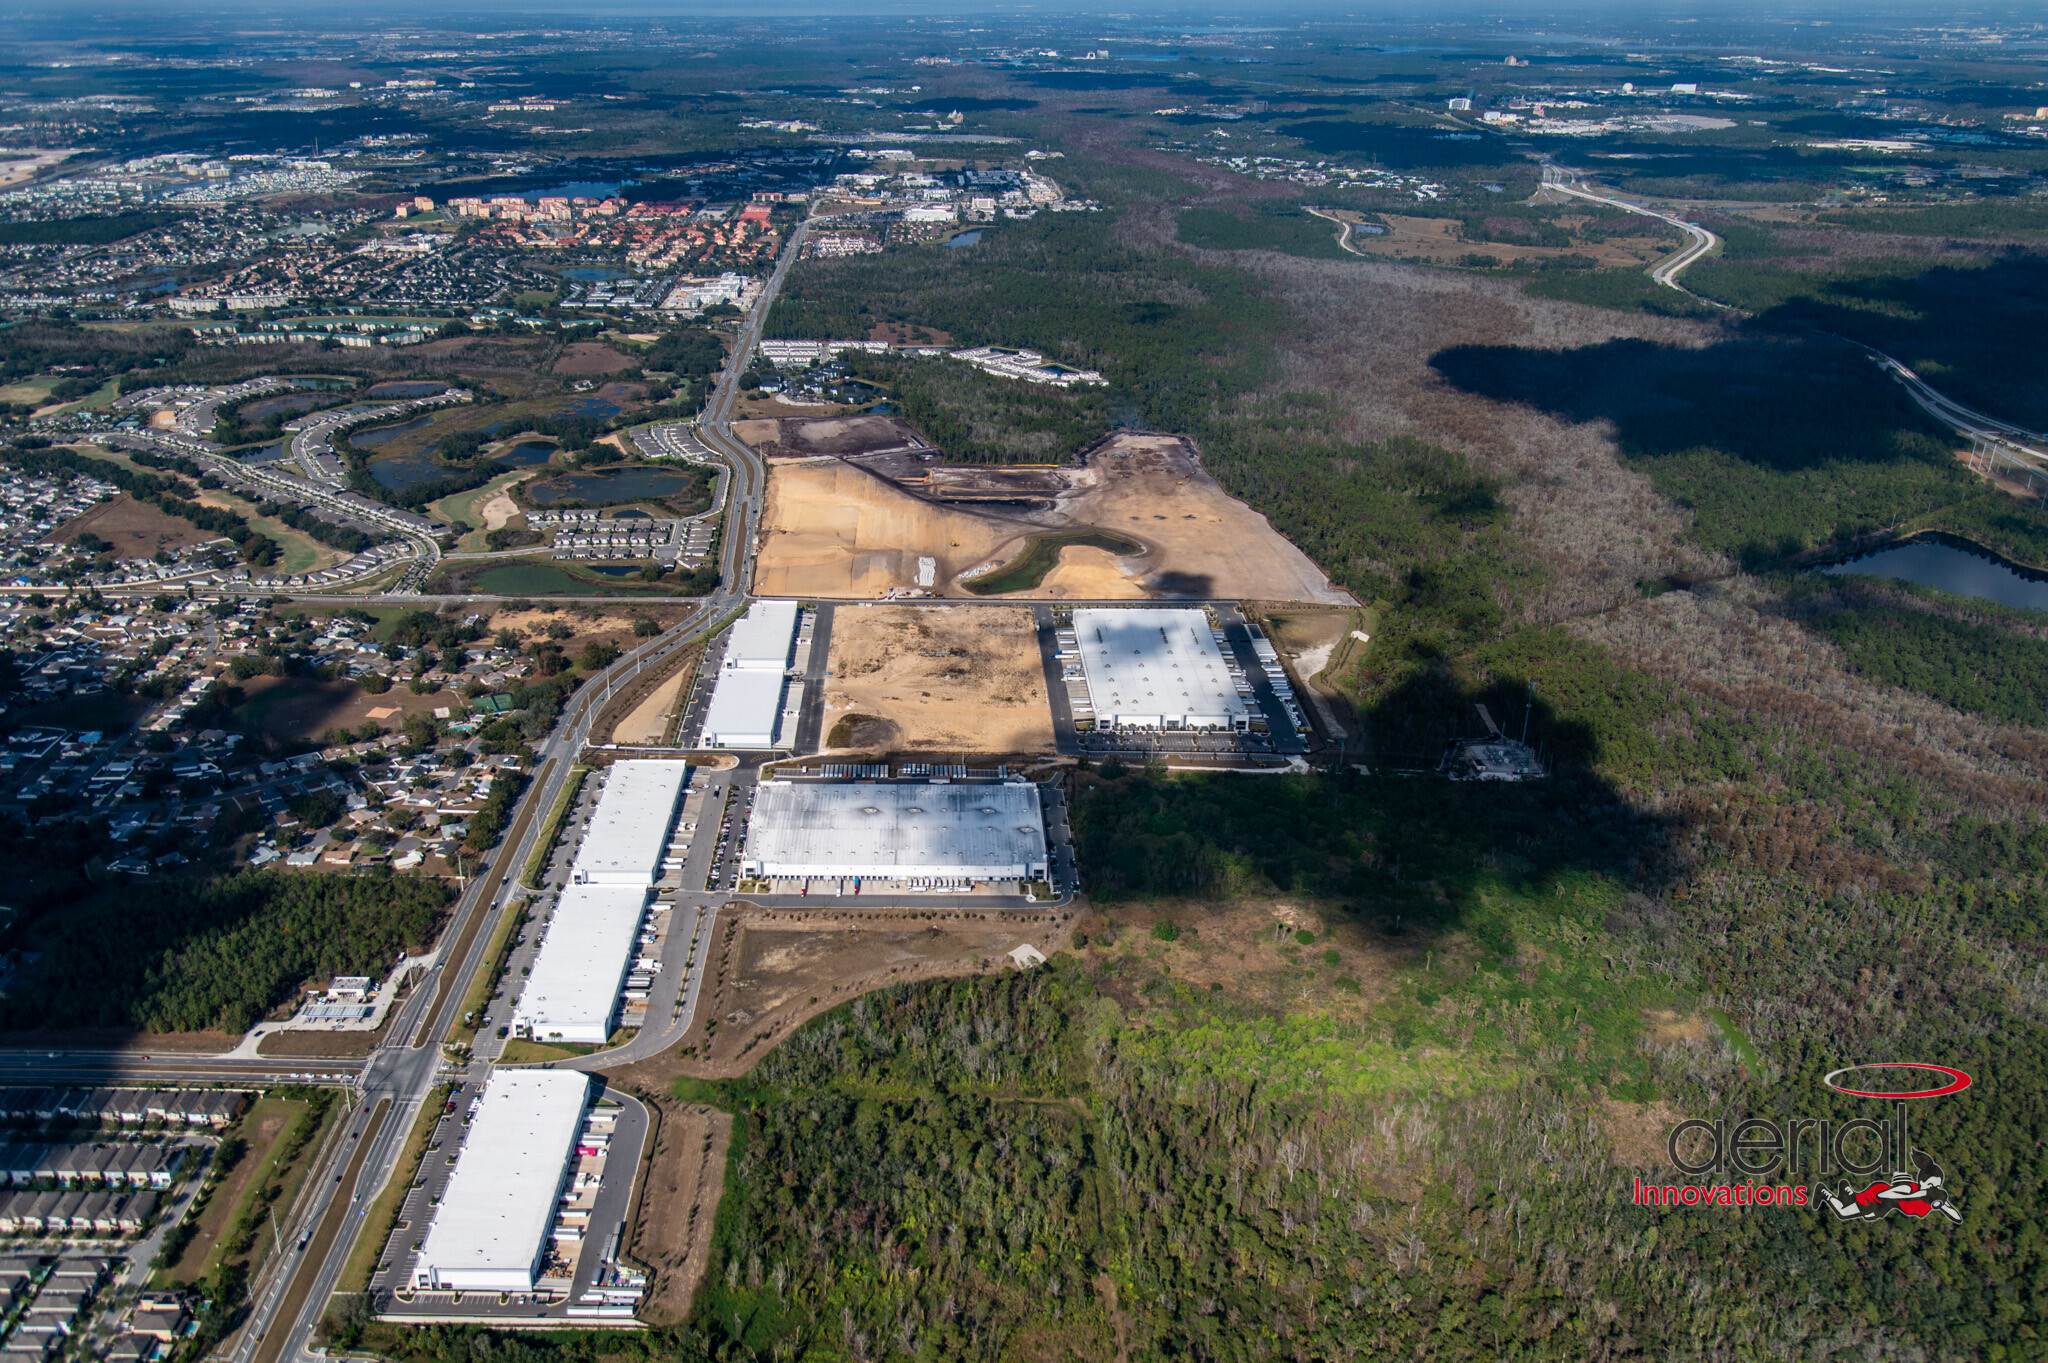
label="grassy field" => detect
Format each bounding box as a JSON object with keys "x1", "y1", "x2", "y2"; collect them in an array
[
  {"x1": 337, "y1": 1086, "x2": 447, "y2": 1294},
  {"x1": 200, "y1": 1088, "x2": 339, "y2": 1277},
  {"x1": 163, "y1": 1094, "x2": 321, "y2": 1286},
  {"x1": 498, "y1": 1039, "x2": 592, "y2": 1064},
  {"x1": 429, "y1": 469, "x2": 533, "y2": 551},
  {"x1": 44, "y1": 446, "x2": 337, "y2": 573},
  {"x1": 47, "y1": 377, "x2": 122, "y2": 415},
  {"x1": 428, "y1": 555, "x2": 701, "y2": 597},
  {"x1": 0, "y1": 376, "x2": 59, "y2": 405},
  {"x1": 965, "y1": 530, "x2": 1142, "y2": 595}
]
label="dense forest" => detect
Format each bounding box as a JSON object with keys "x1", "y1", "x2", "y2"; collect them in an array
[
  {"x1": 0, "y1": 871, "x2": 449, "y2": 1034},
  {"x1": 842, "y1": 352, "x2": 1109, "y2": 464},
  {"x1": 1785, "y1": 571, "x2": 2048, "y2": 726}
]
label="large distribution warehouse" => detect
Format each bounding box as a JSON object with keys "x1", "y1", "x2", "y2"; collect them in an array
[
  {"x1": 513, "y1": 759, "x2": 687, "y2": 1045},
  {"x1": 413, "y1": 1071, "x2": 590, "y2": 1292},
  {"x1": 700, "y1": 600, "x2": 802, "y2": 748},
  {"x1": 571, "y1": 760, "x2": 690, "y2": 886},
  {"x1": 512, "y1": 884, "x2": 649, "y2": 1044},
  {"x1": 1072, "y1": 607, "x2": 1251, "y2": 731},
  {"x1": 742, "y1": 780, "x2": 1049, "y2": 889}
]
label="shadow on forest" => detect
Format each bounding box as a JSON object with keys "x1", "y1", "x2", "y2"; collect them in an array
[
  {"x1": 1428, "y1": 331, "x2": 1989, "y2": 565},
  {"x1": 1429, "y1": 334, "x2": 1939, "y2": 474},
  {"x1": 1073, "y1": 665, "x2": 1673, "y2": 940},
  {"x1": 1737, "y1": 255, "x2": 2048, "y2": 433}
]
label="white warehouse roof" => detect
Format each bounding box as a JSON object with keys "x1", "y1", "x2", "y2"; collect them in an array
[
  {"x1": 701, "y1": 671, "x2": 788, "y2": 748},
  {"x1": 1073, "y1": 607, "x2": 1250, "y2": 730},
  {"x1": 513, "y1": 884, "x2": 648, "y2": 1045},
  {"x1": 571, "y1": 759, "x2": 689, "y2": 886},
  {"x1": 743, "y1": 780, "x2": 1049, "y2": 883},
  {"x1": 414, "y1": 1070, "x2": 589, "y2": 1292},
  {"x1": 723, "y1": 598, "x2": 800, "y2": 672}
]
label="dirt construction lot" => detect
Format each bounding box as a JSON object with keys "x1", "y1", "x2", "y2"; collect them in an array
[
  {"x1": 607, "y1": 907, "x2": 1078, "y2": 1091},
  {"x1": 45, "y1": 493, "x2": 213, "y2": 559},
  {"x1": 755, "y1": 434, "x2": 1351, "y2": 603},
  {"x1": 731, "y1": 414, "x2": 927, "y2": 459},
  {"x1": 824, "y1": 604, "x2": 1052, "y2": 755},
  {"x1": 622, "y1": 1102, "x2": 731, "y2": 1325}
]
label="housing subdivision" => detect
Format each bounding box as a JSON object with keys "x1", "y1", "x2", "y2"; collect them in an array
[
  {"x1": 696, "y1": 599, "x2": 807, "y2": 749},
  {"x1": 514, "y1": 760, "x2": 689, "y2": 1045},
  {"x1": 741, "y1": 777, "x2": 1050, "y2": 896},
  {"x1": 410, "y1": 1070, "x2": 593, "y2": 1292}
]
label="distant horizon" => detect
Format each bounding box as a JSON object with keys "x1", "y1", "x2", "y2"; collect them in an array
[{"x1": 9, "y1": 0, "x2": 2048, "y2": 28}]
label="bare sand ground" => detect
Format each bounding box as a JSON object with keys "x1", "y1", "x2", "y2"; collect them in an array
[
  {"x1": 729, "y1": 419, "x2": 782, "y2": 448},
  {"x1": 756, "y1": 458, "x2": 1022, "y2": 597},
  {"x1": 1037, "y1": 545, "x2": 1147, "y2": 600},
  {"x1": 614, "y1": 664, "x2": 692, "y2": 745},
  {"x1": 475, "y1": 488, "x2": 521, "y2": 531},
  {"x1": 732, "y1": 415, "x2": 927, "y2": 459},
  {"x1": 757, "y1": 436, "x2": 1351, "y2": 602},
  {"x1": 824, "y1": 604, "x2": 1053, "y2": 754},
  {"x1": 1059, "y1": 434, "x2": 1349, "y2": 603},
  {"x1": 489, "y1": 605, "x2": 690, "y2": 641},
  {"x1": 622, "y1": 1102, "x2": 731, "y2": 1325}
]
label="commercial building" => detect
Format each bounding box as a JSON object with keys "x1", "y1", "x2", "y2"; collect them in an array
[
  {"x1": 511, "y1": 884, "x2": 650, "y2": 1045},
  {"x1": 514, "y1": 759, "x2": 687, "y2": 1044},
  {"x1": 413, "y1": 1071, "x2": 590, "y2": 1292},
  {"x1": 700, "y1": 601, "x2": 802, "y2": 748},
  {"x1": 570, "y1": 760, "x2": 690, "y2": 886},
  {"x1": 1072, "y1": 608, "x2": 1252, "y2": 731},
  {"x1": 723, "y1": 599, "x2": 800, "y2": 670},
  {"x1": 742, "y1": 779, "x2": 1049, "y2": 888}
]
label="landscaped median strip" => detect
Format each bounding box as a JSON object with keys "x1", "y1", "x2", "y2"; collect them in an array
[
  {"x1": 335, "y1": 1088, "x2": 443, "y2": 1297},
  {"x1": 449, "y1": 898, "x2": 529, "y2": 1049},
  {"x1": 522, "y1": 765, "x2": 590, "y2": 890}
]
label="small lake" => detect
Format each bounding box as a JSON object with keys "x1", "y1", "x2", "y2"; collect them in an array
[
  {"x1": 349, "y1": 415, "x2": 434, "y2": 450},
  {"x1": 946, "y1": 230, "x2": 983, "y2": 248},
  {"x1": 235, "y1": 441, "x2": 290, "y2": 466},
  {"x1": 561, "y1": 266, "x2": 633, "y2": 282},
  {"x1": 495, "y1": 440, "x2": 557, "y2": 467},
  {"x1": 367, "y1": 381, "x2": 445, "y2": 398},
  {"x1": 521, "y1": 181, "x2": 634, "y2": 199},
  {"x1": 369, "y1": 451, "x2": 452, "y2": 492},
  {"x1": 525, "y1": 466, "x2": 697, "y2": 506},
  {"x1": 554, "y1": 395, "x2": 624, "y2": 420},
  {"x1": 1816, "y1": 538, "x2": 2048, "y2": 613},
  {"x1": 237, "y1": 392, "x2": 324, "y2": 422}
]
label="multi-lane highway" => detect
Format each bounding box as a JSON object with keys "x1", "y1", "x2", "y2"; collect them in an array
[
  {"x1": 223, "y1": 214, "x2": 810, "y2": 1363},
  {"x1": 1540, "y1": 164, "x2": 1724, "y2": 301},
  {"x1": 1544, "y1": 161, "x2": 2048, "y2": 480}
]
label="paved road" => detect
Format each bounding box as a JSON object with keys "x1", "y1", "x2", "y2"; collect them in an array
[
  {"x1": 1540, "y1": 164, "x2": 1724, "y2": 301},
  {"x1": 95, "y1": 428, "x2": 445, "y2": 593},
  {"x1": 1543, "y1": 162, "x2": 2048, "y2": 478},
  {"x1": 238, "y1": 214, "x2": 818, "y2": 1363}
]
